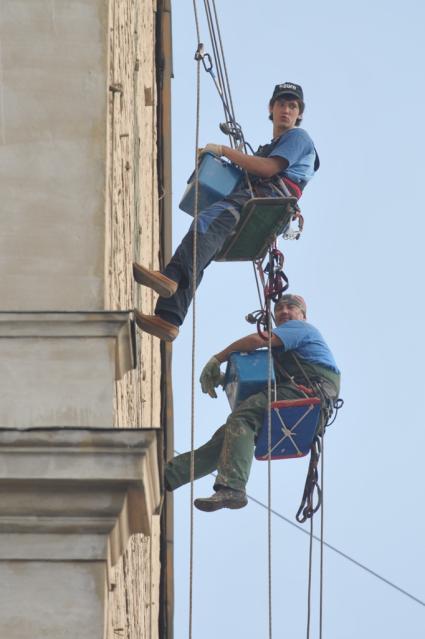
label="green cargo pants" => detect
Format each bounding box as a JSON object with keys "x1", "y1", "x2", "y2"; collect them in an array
[{"x1": 165, "y1": 383, "x2": 308, "y2": 493}]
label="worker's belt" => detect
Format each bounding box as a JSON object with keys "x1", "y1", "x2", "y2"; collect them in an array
[
  {"x1": 281, "y1": 177, "x2": 302, "y2": 200},
  {"x1": 248, "y1": 175, "x2": 303, "y2": 200}
]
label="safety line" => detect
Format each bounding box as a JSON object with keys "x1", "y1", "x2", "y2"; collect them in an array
[
  {"x1": 267, "y1": 303, "x2": 273, "y2": 639},
  {"x1": 306, "y1": 516, "x2": 314, "y2": 638},
  {"x1": 319, "y1": 425, "x2": 325, "y2": 638},
  {"x1": 175, "y1": 451, "x2": 425, "y2": 609},
  {"x1": 211, "y1": 0, "x2": 237, "y2": 129},
  {"x1": 189, "y1": 4, "x2": 202, "y2": 639},
  {"x1": 246, "y1": 492, "x2": 425, "y2": 609},
  {"x1": 203, "y1": 1, "x2": 230, "y2": 120},
  {"x1": 204, "y1": 0, "x2": 236, "y2": 137},
  {"x1": 252, "y1": 262, "x2": 264, "y2": 309}
]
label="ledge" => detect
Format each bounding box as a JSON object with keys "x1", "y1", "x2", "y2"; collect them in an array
[
  {"x1": 0, "y1": 428, "x2": 160, "y2": 563},
  {"x1": 0, "y1": 311, "x2": 136, "y2": 380}
]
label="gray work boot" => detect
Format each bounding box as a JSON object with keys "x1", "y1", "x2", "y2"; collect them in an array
[
  {"x1": 194, "y1": 488, "x2": 248, "y2": 512},
  {"x1": 133, "y1": 310, "x2": 179, "y2": 342},
  {"x1": 132, "y1": 262, "x2": 178, "y2": 298}
]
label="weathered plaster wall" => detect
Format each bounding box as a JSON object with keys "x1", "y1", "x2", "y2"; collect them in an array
[
  {"x1": 0, "y1": 0, "x2": 108, "y2": 310},
  {"x1": 0, "y1": 561, "x2": 105, "y2": 639}
]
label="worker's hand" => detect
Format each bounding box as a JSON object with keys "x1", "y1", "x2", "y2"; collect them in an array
[
  {"x1": 199, "y1": 143, "x2": 224, "y2": 158},
  {"x1": 199, "y1": 356, "x2": 224, "y2": 398}
]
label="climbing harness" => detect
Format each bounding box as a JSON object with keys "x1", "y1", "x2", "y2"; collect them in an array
[{"x1": 246, "y1": 244, "x2": 289, "y2": 339}]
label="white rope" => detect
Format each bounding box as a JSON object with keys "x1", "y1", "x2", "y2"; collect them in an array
[
  {"x1": 189, "y1": 4, "x2": 202, "y2": 638},
  {"x1": 306, "y1": 516, "x2": 314, "y2": 638},
  {"x1": 319, "y1": 423, "x2": 325, "y2": 639},
  {"x1": 267, "y1": 299, "x2": 273, "y2": 639}
]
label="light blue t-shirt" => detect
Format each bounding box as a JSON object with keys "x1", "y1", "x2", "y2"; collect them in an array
[
  {"x1": 272, "y1": 320, "x2": 340, "y2": 373},
  {"x1": 270, "y1": 128, "x2": 318, "y2": 185}
]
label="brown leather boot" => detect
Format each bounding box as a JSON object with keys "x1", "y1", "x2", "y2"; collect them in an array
[
  {"x1": 133, "y1": 310, "x2": 179, "y2": 342},
  {"x1": 133, "y1": 262, "x2": 178, "y2": 298},
  {"x1": 194, "y1": 488, "x2": 248, "y2": 512}
]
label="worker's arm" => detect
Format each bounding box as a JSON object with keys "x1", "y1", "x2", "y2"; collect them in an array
[
  {"x1": 200, "y1": 332, "x2": 283, "y2": 398},
  {"x1": 214, "y1": 332, "x2": 283, "y2": 363},
  {"x1": 222, "y1": 146, "x2": 287, "y2": 178},
  {"x1": 201, "y1": 143, "x2": 287, "y2": 178}
]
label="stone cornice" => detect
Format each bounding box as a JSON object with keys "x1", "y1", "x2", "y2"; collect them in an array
[
  {"x1": 0, "y1": 428, "x2": 160, "y2": 563},
  {"x1": 0, "y1": 311, "x2": 136, "y2": 380}
]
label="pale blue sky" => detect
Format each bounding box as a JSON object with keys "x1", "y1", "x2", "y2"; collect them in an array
[{"x1": 169, "y1": 1, "x2": 425, "y2": 637}]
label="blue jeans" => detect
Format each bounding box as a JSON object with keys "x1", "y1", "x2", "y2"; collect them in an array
[
  {"x1": 156, "y1": 185, "x2": 281, "y2": 326},
  {"x1": 156, "y1": 196, "x2": 244, "y2": 326}
]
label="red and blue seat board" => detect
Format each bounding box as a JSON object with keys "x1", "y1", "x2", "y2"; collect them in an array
[{"x1": 255, "y1": 398, "x2": 321, "y2": 461}]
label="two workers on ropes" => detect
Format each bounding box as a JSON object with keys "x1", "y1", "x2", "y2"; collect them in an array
[
  {"x1": 165, "y1": 294, "x2": 340, "y2": 512},
  {"x1": 133, "y1": 82, "x2": 319, "y2": 341},
  {"x1": 132, "y1": 82, "x2": 341, "y2": 512}
]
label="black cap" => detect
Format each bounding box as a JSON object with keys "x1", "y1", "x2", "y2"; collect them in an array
[{"x1": 271, "y1": 82, "x2": 304, "y2": 103}]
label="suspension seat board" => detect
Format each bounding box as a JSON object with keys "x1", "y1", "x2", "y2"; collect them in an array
[
  {"x1": 255, "y1": 398, "x2": 321, "y2": 461},
  {"x1": 215, "y1": 196, "x2": 297, "y2": 262}
]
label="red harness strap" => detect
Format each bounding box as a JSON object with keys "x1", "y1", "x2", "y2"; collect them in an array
[{"x1": 282, "y1": 177, "x2": 302, "y2": 200}]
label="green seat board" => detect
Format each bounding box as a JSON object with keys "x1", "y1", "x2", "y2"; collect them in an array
[{"x1": 215, "y1": 197, "x2": 298, "y2": 262}]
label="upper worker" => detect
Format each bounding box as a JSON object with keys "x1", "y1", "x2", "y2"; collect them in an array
[
  {"x1": 133, "y1": 82, "x2": 320, "y2": 341},
  {"x1": 164, "y1": 294, "x2": 340, "y2": 512}
]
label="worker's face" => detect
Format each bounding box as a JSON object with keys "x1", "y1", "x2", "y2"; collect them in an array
[
  {"x1": 274, "y1": 302, "x2": 305, "y2": 325},
  {"x1": 269, "y1": 97, "x2": 300, "y2": 132}
]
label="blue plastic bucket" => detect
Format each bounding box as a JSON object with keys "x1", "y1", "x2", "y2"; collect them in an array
[
  {"x1": 224, "y1": 350, "x2": 275, "y2": 410},
  {"x1": 179, "y1": 152, "x2": 243, "y2": 216}
]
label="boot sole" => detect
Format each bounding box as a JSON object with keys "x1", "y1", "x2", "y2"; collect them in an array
[
  {"x1": 132, "y1": 263, "x2": 177, "y2": 298},
  {"x1": 133, "y1": 311, "x2": 179, "y2": 342},
  {"x1": 194, "y1": 498, "x2": 248, "y2": 512}
]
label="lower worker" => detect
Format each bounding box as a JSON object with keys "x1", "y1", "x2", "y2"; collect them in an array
[
  {"x1": 133, "y1": 83, "x2": 319, "y2": 342},
  {"x1": 164, "y1": 294, "x2": 340, "y2": 511}
]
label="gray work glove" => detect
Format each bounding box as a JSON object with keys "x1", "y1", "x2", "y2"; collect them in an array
[
  {"x1": 199, "y1": 356, "x2": 225, "y2": 398},
  {"x1": 199, "y1": 143, "x2": 224, "y2": 158}
]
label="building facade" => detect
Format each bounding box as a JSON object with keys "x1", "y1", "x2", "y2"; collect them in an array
[{"x1": 0, "y1": 1, "x2": 173, "y2": 637}]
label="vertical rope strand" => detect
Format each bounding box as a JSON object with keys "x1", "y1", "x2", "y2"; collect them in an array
[
  {"x1": 211, "y1": 0, "x2": 237, "y2": 123},
  {"x1": 306, "y1": 516, "x2": 314, "y2": 639},
  {"x1": 204, "y1": 0, "x2": 235, "y2": 125},
  {"x1": 189, "y1": 5, "x2": 201, "y2": 638},
  {"x1": 319, "y1": 426, "x2": 325, "y2": 639},
  {"x1": 267, "y1": 295, "x2": 273, "y2": 639}
]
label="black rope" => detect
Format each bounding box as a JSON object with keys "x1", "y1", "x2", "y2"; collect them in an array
[{"x1": 296, "y1": 436, "x2": 322, "y2": 523}]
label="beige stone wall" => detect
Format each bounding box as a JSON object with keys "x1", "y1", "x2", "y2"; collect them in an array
[
  {"x1": 105, "y1": 1, "x2": 163, "y2": 638},
  {"x1": 108, "y1": 517, "x2": 161, "y2": 639},
  {"x1": 105, "y1": 0, "x2": 161, "y2": 431}
]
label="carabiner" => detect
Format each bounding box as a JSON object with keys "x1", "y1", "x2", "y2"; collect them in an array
[{"x1": 194, "y1": 43, "x2": 213, "y2": 72}]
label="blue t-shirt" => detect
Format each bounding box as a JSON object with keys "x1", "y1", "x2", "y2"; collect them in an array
[
  {"x1": 270, "y1": 128, "x2": 317, "y2": 185},
  {"x1": 272, "y1": 320, "x2": 340, "y2": 374}
]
